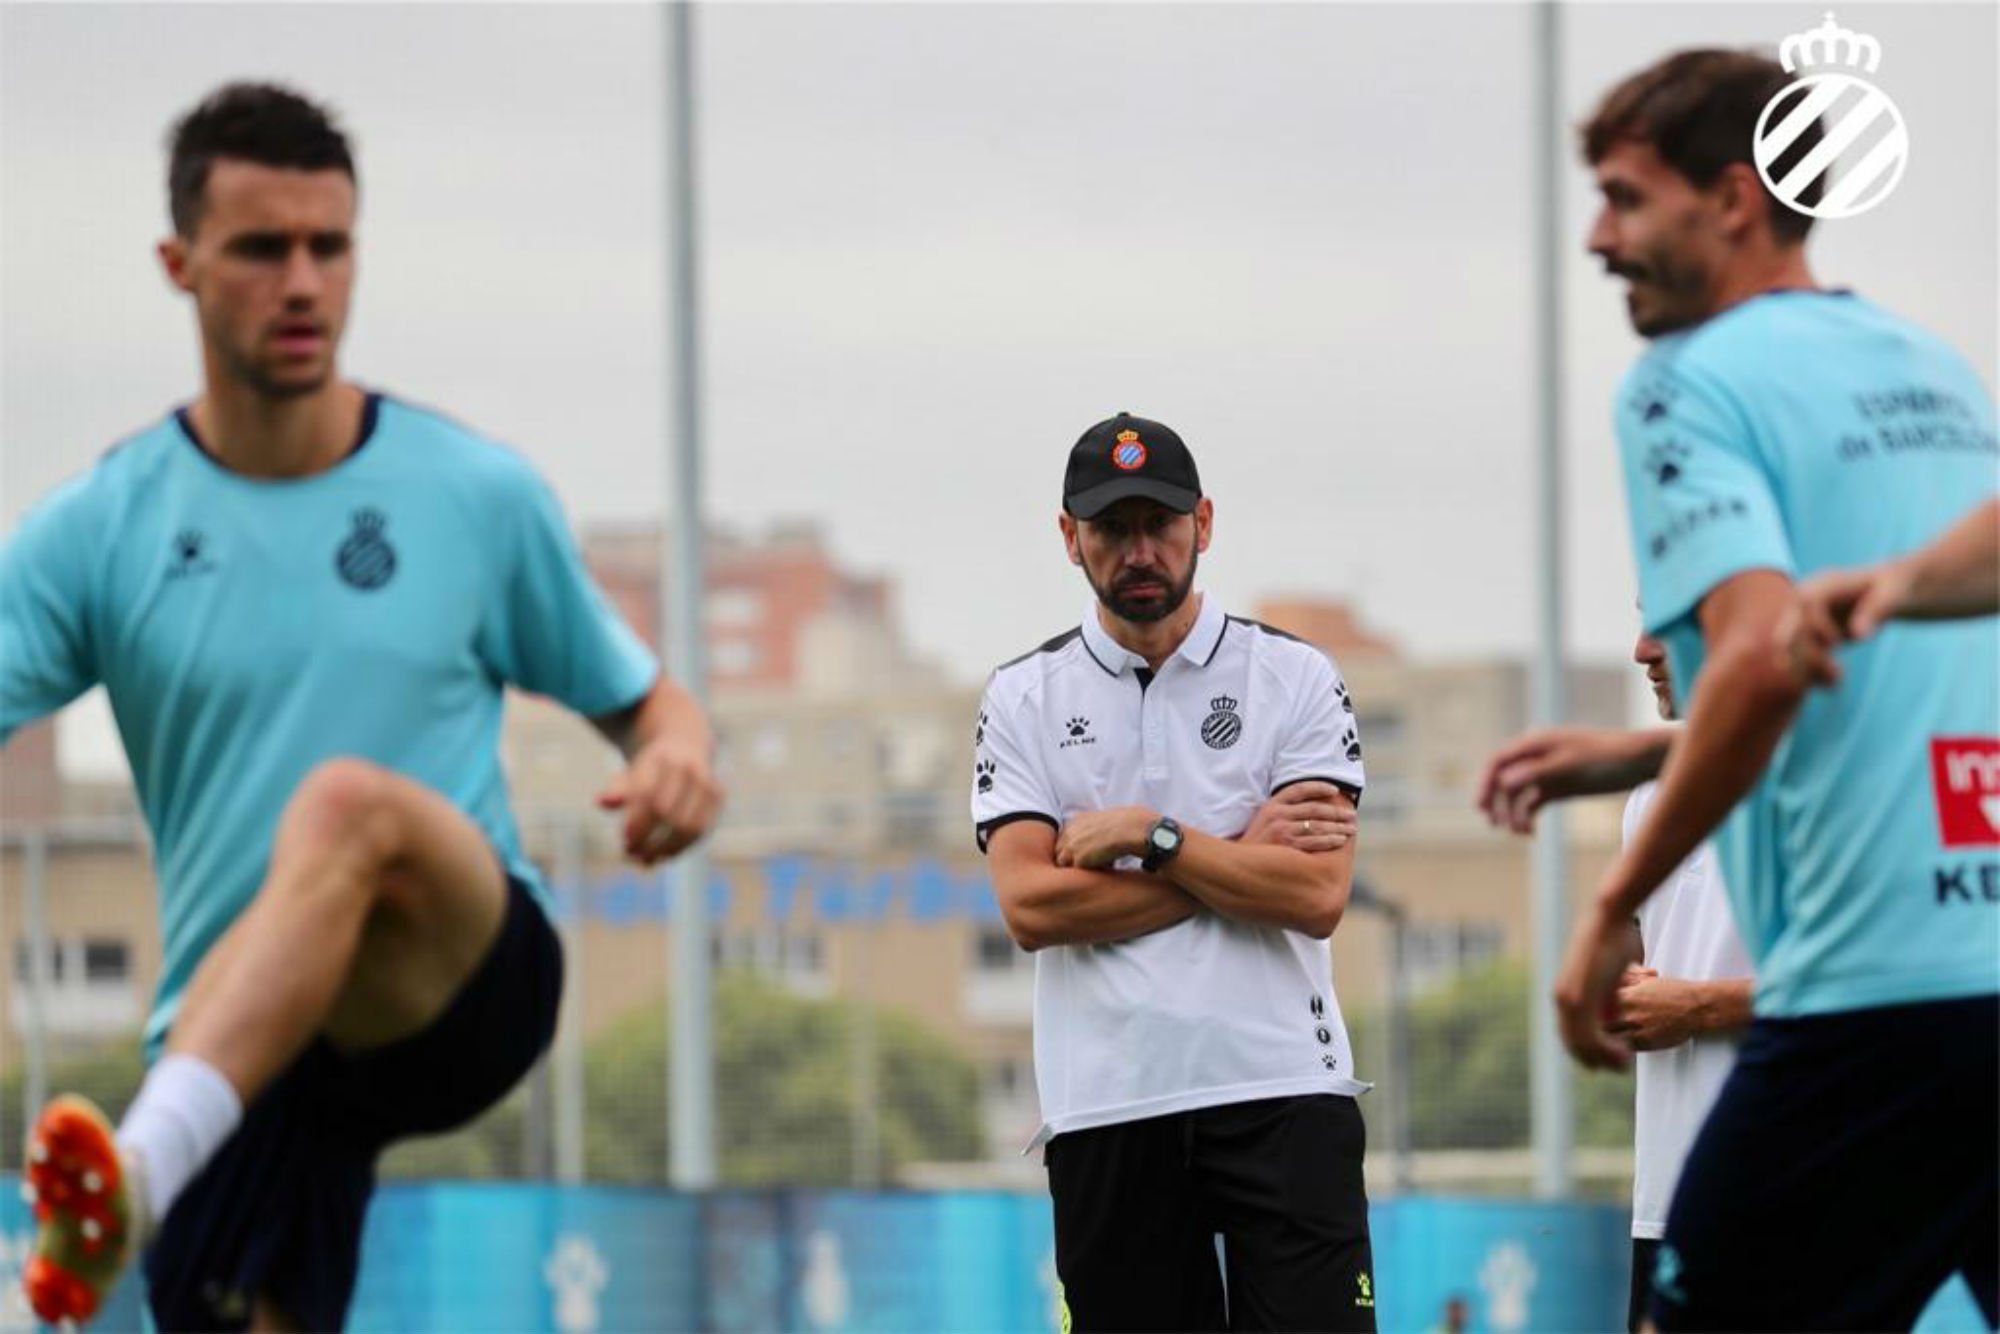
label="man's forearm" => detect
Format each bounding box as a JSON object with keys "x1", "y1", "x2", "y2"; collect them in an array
[
  {"x1": 1603, "y1": 636, "x2": 1803, "y2": 919},
  {"x1": 1691, "y1": 978, "x2": 1754, "y2": 1034},
  {"x1": 597, "y1": 676, "x2": 712, "y2": 759},
  {"x1": 1900, "y1": 497, "x2": 2000, "y2": 620},
  {"x1": 1005, "y1": 866, "x2": 1199, "y2": 951},
  {"x1": 1164, "y1": 829, "x2": 1350, "y2": 938},
  {"x1": 1607, "y1": 727, "x2": 1676, "y2": 788}
]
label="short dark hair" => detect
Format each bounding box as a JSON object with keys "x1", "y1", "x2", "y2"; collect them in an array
[
  {"x1": 1580, "y1": 49, "x2": 1822, "y2": 244},
  {"x1": 167, "y1": 83, "x2": 355, "y2": 236}
]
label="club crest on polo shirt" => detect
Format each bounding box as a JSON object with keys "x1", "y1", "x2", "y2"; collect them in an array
[
  {"x1": 1200, "y1": 695, "x2": 1242, "y2": 750},
  {"x1": 336, "y1": 508, "x2": 397, "y2": 590}
]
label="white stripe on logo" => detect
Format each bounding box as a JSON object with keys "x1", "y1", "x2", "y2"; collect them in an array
[
  {"x1": 1757, "y1": 77, "x2": 1854, "y2": 164},
  {"x1": 1778, "y1": 85, "x2": 1893, "y2": 199},
  {"x1": 1821, "y1": 122, "x2": 1909, "y2": 214}
]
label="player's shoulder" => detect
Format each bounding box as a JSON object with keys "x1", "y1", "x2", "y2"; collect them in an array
[
  {"x1": 19, "y1": 414, "x2": 183, "y2": 536},
  {"x1": 1225, "y1": 614, "x2": 1340, "y2": 681},
  {"x1": 1668, "y1": 291, "x2": 1927, "y2": 389},
  {"x1": 984, "y1": 627, "x2": 1086, "y2": 704},
  {"x1": 372, "y1": 393, "x2": 551, "y2": 496}
]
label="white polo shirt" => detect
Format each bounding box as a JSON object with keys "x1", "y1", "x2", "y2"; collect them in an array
[
  {"x1": 972, "y1": 594, "x2": 1370, "y2": 1148},
  {"x1": 1625, "y1": 781, "x2": 1755, "y2": 1240}
]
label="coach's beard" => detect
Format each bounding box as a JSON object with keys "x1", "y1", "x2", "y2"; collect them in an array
[{"x1": 1092, "y1": 553, "x2": 1197, "y2": 625}]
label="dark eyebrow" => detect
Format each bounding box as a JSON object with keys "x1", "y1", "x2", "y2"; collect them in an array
[{"x1": 223, "y1": 228, "x2": 351, "y2": 256}]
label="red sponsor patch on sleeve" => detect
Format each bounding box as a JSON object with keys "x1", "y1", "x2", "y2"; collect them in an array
[{"x1": 1932, "y1": 737, "x2": 2000, "y2": 848}]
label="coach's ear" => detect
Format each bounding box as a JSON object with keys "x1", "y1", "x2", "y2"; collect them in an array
[
  {"x1": 1059, "y1": 512, "x2": 1083, "y2": 566},
  {"x1": 1193, "y1": 496, "x2": 1214, "y2": 554},
  {"x1": 159, "y1": 235, "x2": 195, "y2": 295}
]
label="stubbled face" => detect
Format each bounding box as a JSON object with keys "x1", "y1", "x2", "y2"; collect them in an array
[
  {"x1": 1587, "y1": 140, "x2": 1727, "y2": 338},
  {"x1": 1061, "y1": 496, "x2": 1213, "y2": 625},
  {"x1": 160, "y1": 160, "x2": 355, "y2": 398},
  {"x1": 1633, "y1": 627, "x2": 1676, "y2": 720}
]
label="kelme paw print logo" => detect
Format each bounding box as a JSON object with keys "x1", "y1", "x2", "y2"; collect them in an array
[{"x1": 975, "y1": 759, "x2": 997, "y2": 794}]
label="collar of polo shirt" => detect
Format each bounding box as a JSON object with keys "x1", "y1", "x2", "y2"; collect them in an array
[{"x1": 1078, "y1": 593, "x2": 1228, "y2": 676}]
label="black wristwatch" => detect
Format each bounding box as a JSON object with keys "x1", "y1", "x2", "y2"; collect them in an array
[{"x1": 1140, "y1": 816, "x2": 1184, "y2": 872}]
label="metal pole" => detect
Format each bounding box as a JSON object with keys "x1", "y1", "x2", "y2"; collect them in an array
[
  {"x1": 850, "y1": 931, "x2": 882, "y2": 1189},
  {"x1": 1387, "y1": 911, "x2": 1415, "y2": 1195},
  {"x1": 664, "y1": 0, "x2": 718, "y2": 1190},
  {"x1": 553, "y1": 814, "x2": 587, "y2": 1185},
  {"x1": 1529, "y1": 0, "x2": 1575, "y2": 1200},
  {"x1": 22, "y1": 829, "x2": 51, "y2": 1132}
]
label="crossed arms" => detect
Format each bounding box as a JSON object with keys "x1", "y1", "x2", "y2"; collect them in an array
[{"x1": 986, "y1": 781, "x2": 1359, "y2": 950}]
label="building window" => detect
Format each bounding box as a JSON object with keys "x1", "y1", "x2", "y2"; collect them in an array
[
  {"x1": 82, "y1": 940, "x2": 129, "y2": 984},
  {"x1": 1402, "y1": 921, "x2": 1505, "y2": 994},
  {"x1": 13, "y1": 940, "x2": 63, "y2": 983},
  {"x1": 750, "y1": 722, "x2": 788, "y2": 769},
  {"x1": 975, "y1": 925, "x2": 1025, "y2": 971},
  {"x1": 1357, "y1": 710, "x2": 1405, "y2": 747},
  {"x1": 991, "y1": 1056, "x2": 1028, "y2": 1099},
  {"x1": 711, "y1": 929, "x2": 827, "y2": 986},
  {"x1": 713, "y1": 639, "x2": 766, "y2": 677},
  {"x1": 708, "y1": 587, "x2": 766, "y2": 630}
]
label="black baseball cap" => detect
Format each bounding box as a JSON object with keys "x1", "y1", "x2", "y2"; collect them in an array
[{"x1": 1062, "y1": 412, "x2": 1203, "y2": 519}]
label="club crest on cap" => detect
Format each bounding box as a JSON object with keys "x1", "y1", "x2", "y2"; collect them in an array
[{"x1": 1112, "y1": 430, "x2": 1147, "y2": 471}]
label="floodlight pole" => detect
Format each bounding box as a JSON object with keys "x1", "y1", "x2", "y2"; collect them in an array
[
  {"x1": 1529, "y1": 0, "x2": 1575, "y2": 1200},
  {"x1": 664, "y1": 0, "x2": 718, "y2": 1190}
]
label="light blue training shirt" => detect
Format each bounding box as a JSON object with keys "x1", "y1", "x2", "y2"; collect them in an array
[
  {"x1": 1617, "y1": 290, "x2": 1999, "y2": 1018},
  {"x1": 0, "y1": 394, "x2": 659, "y2": 1053}
]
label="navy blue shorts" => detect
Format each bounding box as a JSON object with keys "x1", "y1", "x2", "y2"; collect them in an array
[
  {"x1": 144, "y1": 874, "x2": 563, "y2": 1331},
  {"x1": 1649, "y1": 993, "x2": 1998, "y2": 1332}
]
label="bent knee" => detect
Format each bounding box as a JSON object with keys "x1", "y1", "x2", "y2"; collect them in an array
[{"x1": 287, "y1": 757, "x2": 405, "y2": 861}]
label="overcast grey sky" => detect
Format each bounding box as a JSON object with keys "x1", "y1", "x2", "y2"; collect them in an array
[{"x1": 3, "y1": 2, "x2": 1993, "y2": 777}]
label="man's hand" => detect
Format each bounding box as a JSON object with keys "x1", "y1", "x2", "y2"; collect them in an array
[
  {"x1": 1055, "y1": 808, "x2": 1157, "y2": 870},
  {"x1": 1553, "y1": 902, "x2": 1637, "y2": 1071},
  {"x1": 1609, "y1": 968, "x2": 1704, "y2": 1052},
  {"x1": 1476, "y1": 727, "x2": 1668, "y2": 833},
  {"x1": 1241, "y1": 782, "x2": 1357, "y2": 852},
  {"x1": 596, "y1": 735, "x2": 724, "y2": 865},
  {"x1": 1776, "y1": 563, "x2": 1911, "y2": 689},
  {"x1": 1779, "y1": 499, "x2": 2000, "y2": 689}
]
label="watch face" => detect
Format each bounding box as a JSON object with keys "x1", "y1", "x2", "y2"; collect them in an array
[{"x1": 1153, "y1": 825, "x2": 1181, "y2": 851}]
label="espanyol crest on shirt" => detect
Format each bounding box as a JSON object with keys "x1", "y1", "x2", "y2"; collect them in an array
[{"x1": 1755, "y1": 13, "x2": 1909, "y2": 221}]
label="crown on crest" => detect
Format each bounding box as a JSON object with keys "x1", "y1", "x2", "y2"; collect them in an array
[
  {"x1": 1780, "y1": 13, "x2": 1882, "y2": 75},
  {"x1": 1209, "y1": 695, "x2": 1238, "y2": 714},
  {"x1": 352, "y1": 508, "x2": 386, "y2": 533}
]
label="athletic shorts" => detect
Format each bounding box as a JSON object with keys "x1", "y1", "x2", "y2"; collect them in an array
[
  {"x1": 1046, "y1": 1093, "x2": 1376, "y2": 1333},
  {"x1": 144, "y1": 873, "x2": 563, "y2": 1331},
  {"x1": 1648, "y1": 993, "x2": 1998, "y2": 1332},
  {"x1": 1629, "y1": 1237, "x2": 1659, "y2": 1334}
]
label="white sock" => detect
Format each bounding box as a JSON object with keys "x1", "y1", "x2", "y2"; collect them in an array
[{"x1": 115, "y1": 1054, "x2": 243, "y2": 1231}]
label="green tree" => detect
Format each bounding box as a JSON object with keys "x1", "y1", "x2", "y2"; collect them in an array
[
  {"x1": 1347, "y1": 959, "x2": 1633, "y2": 1153},
  {"x1": 4, "y1": 972, "x2": 983, "y2": 1186},
  {"x1": 585, "y1": 970, "x2": 985, "y2": 1186},
  {"x1": 0, "y1": 1038, "x2": 147, "y2": 1171}
]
